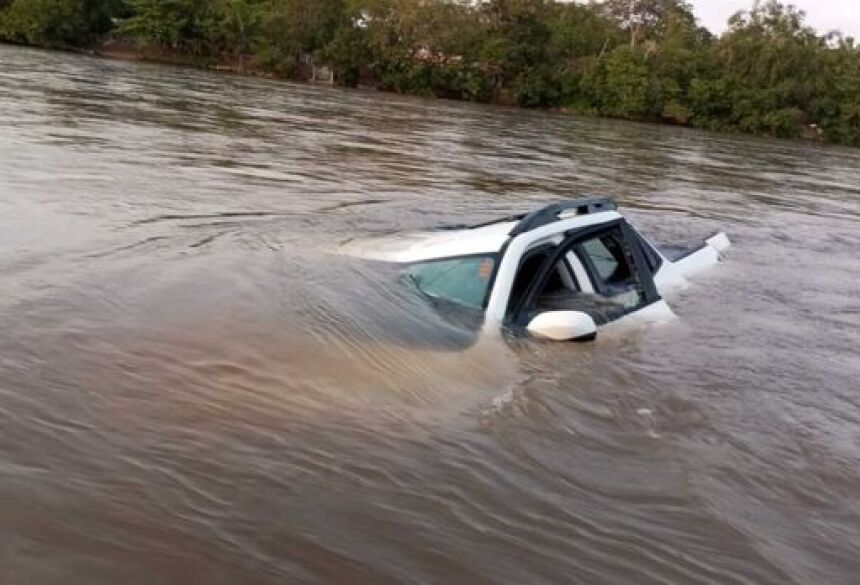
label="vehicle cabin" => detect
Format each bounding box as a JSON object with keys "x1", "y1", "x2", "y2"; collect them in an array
[{"x1": 343, "y1": 198, "x2": 731, "y2": 341}]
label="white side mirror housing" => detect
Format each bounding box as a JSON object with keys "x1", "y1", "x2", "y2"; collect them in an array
[{"x1": 527, "y1": 311, "x2": 597, "y2": 342}]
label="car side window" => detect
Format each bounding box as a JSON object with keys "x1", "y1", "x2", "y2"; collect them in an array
[
  {"x1": 507, "y1": 247, "x2": 553, "y2": 318},
  {"x1": 581, "y1": 236, "x2": 626, "y2": 282},
  {"x1": 519, "y1": 225, "x2": 653, "y2": 325},
  {"x1": 575, "y1": 229, "x2": 646, "y2": 312},
  {"x1": 507, "y1": 246, "x2": 582, "y2": 319}
]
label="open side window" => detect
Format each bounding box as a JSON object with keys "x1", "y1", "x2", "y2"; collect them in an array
[
  {"x1": 514, "y1": 220, "x2": 661, "y2": 327},
  {"x1": 506, "y1": 244, "x2": 580, "y2": 321}
]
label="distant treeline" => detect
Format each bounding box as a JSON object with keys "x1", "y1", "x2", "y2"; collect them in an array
[{"x1": 1, "y1": 0, "x2": 859, "y2": 146}]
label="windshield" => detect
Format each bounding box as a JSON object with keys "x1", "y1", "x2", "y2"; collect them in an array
[{"x1": 406, "y1": 255, "x2": 497, "y2": 310}]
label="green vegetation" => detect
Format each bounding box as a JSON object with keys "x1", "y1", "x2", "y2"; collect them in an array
[
  {"x1": 2, "y1": 0, "x2": 859, "y2": 146},
  {"x1": 0, "y1": 0, "x2": 124, "y2": 46}
]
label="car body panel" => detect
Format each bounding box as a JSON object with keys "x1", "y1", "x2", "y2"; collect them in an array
[{"x1": 652, "y1": 231, "x2": 731, "y2": 295}]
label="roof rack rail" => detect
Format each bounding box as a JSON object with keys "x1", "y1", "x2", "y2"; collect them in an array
[{"x1": 508, "y1": 197, "x2": 617, "y2": 237}]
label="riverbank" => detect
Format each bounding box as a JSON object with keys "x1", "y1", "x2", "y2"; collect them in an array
[
  {"x1": 1, "y1": 0, "x2": 857, "y2": 147},
  {"x1": 82, "y1": 40, "x2": 830, "y2": 146},
  {"x1": 0, "y1": 38, "x2": 835, "y2": 147},
  {"x1": 90, "y1": 40, "x2": 272, "y2": 78}
]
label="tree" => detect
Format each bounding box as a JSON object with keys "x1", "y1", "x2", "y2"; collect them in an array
[
  {"x1": 0, "y1": 0, "x2": 124, "y2": 46},
  {"x1": 599, "y1": 0, "x2": 697, "y2": 50},
  {"x1": 121, "y1": 0, "x2": 211, "y2": 54},
  {"x1": 1, "y1": 0, "x2": 858, "y2": 146},
  {"x1": 205, "y1": 0, "x2": 262, "y2": 71},
  {"x1": 255, "y1": 0, "x2": 345, "y2": 75},
  {"x1": 709, "y1": 1, "x2": 827, "y2": 137}
]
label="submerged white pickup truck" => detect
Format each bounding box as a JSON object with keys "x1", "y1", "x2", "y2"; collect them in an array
[{"x1": 343, "y1": 198, "x2": 731, "y2": 342}]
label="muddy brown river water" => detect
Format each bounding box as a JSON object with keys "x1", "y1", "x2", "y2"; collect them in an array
[{"x1": 2, "y1": 44, "x2": 860, "y2": 585}]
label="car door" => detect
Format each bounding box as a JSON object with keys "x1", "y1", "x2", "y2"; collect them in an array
[{"x1": 513, "y1": 220, "x2": 661, "y2": 328}]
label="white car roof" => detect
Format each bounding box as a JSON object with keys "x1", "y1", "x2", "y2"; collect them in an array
[
  {"x1": 341, "y1": 198, "x2": 621, "y2": 263},
  {"x1": 341, "y1": 219, "x2": 519, "y2": 263}
]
